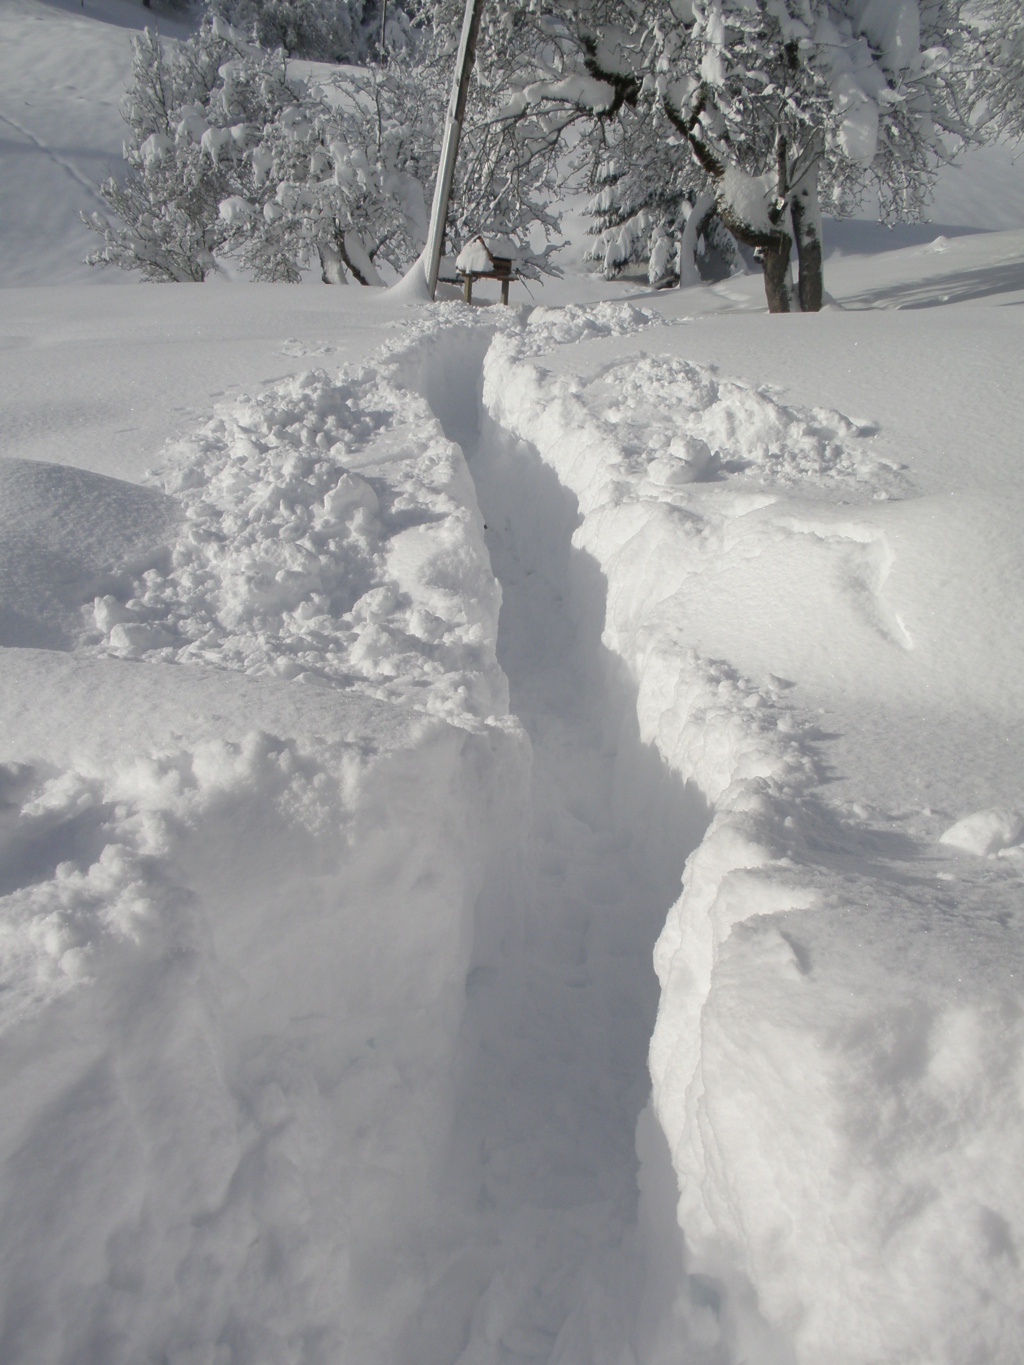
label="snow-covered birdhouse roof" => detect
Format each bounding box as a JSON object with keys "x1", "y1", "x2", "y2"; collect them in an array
[{"x1": 455, "y1": 235, "x2": 523, "y2": 275}]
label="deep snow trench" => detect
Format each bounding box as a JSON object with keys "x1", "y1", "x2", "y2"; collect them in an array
[
  {"x1": 6, "y1": 299, "x2": 1022, "y2": 1365},
  {"x1": 396, "y1": 330, "x2": 708, "y2": 1364}
]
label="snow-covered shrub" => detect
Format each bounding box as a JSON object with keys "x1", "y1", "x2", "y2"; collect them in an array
[
  {"x1": 84, "y1": 19, "x2": 432, "y2": 282},
  {"x1": 970, "y1": 0, "x2": 1024, "y2": 142},
  {"x1": 85, "y1": 11, "x2": 562, "y2": 284}
]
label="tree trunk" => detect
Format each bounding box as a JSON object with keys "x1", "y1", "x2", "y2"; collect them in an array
[
  {"x1": 759, "y1": 232, "x2": 794, "y2": 313},
  {"x1": 678, "y1": 191, "x2": 717, "y2": 288},
  {"x1": 317, "y1": 244, "x2": 347, "y2": 284},
  {"x1": 790, "y1": 162, "x2": 823, "y2": 312},
  {"x1": 339, "y1": 230, "x2": 382, "y2": 286}
]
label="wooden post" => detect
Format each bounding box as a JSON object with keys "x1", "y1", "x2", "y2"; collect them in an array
[{"x1": 424, "y1": 0, "x2": 486, "y2": 300}]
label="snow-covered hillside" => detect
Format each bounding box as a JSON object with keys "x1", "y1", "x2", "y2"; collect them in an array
[{"x1": 2, "y1": 5, "x2": 1024, "y2": 1365}]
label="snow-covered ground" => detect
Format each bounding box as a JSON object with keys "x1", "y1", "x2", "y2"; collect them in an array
[{"x1": 3, "y1": 4, "x2": 1024, "y2": 1364}]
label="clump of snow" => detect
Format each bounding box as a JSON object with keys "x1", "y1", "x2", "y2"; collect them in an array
[
  {"x1": 833, "y1": 71, "x2": 881, "y2": 165},
  {"x1": 87, "y1": 365, "x2": 507, "y2": 726},
  {"x1": 218, "y1": 195, "x2": 256, "y2": 226},
  {"x1": 524, "y1": 300, "x2": 664, "y2": 350},
  {"x1": 455, "y1": 236, "x2": 495, "y2": 275},
  {"x1": 853, "y1": 0, "x2": 921, "y2": 73},
  {"x1": 940, "y1": 808, "x2": 1024, "y2": 857},
  {"x1": 719, "y1": 165, "x2": 776, "y2": 236},
  {"x1": 494, "y1": 332, "x2": 905, "y2": 497}
]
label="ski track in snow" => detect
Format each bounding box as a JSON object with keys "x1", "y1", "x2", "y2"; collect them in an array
[
  {"x1": 0, "y1": 108, "x2": 110, "y2": 208},
  {"x1": 3, "y1": 299, "x2": 1023, "y2": 1364}
]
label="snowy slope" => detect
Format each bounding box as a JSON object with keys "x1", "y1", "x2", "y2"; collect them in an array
[
  {"x1": 0, "y1": 0, "x2": 196, "y2": 288},
  {"x1": 2, "y1": 5, "x2": 1024, "y2": 1365}
]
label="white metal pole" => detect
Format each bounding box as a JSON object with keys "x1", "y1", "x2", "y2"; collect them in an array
[{"x1": 424, "y1": 0, "x2": 486, "y2": 300}]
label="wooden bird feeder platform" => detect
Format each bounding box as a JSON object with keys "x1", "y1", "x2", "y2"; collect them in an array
[{"x1": 455, "y1": 236, "x2": 520, "y2": 305}]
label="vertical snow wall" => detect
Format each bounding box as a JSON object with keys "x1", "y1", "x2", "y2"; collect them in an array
[
  {"x1": 473, "y1": 310, "x2": 1024, "y2": 1365},
  {"x1": 0, "y1": 343, "x2": 538, "y2": 1365}
]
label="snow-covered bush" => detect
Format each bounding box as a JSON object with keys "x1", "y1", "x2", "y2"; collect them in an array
[
  {"x1": 84, "y1": 19, "x2": 434, "y2": 282},
  {"x1": 970, "y1": 0, "x2": 1024, "y2": 142},
  {"x1": 85, "y1": 12, "x2": 562, "y2": 284}
]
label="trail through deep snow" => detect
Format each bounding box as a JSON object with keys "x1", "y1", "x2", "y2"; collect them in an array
[
  {"x1": 2, "y1": 289, "x2": 1023, "y2": 1365},
  {"x1": 399, "y1": 368, "x2": 707, "y2": 1364}
]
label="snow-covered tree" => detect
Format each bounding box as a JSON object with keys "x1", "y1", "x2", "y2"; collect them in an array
[
  {"x1": 214, "y1": 59, "x2": 437, "y2": 282},
  {"x1": 492, "y1": 0, "x2": 977, "y2": 312},
  {"x1": 969, "y1": 0, "x2": 1024, "y2": 142},
  {"x1": 83, "y1": 24, "x2": 250, "y2": 280},
  {"x1": 84, "y1": 20, "x2": 435, "y2": 282},
  {"x1": 404, "y1": 1, "x2": 568, "y2": 276},
  {"x1": 223, "y1": 6, "x2": 564, "y2": 281},
  {"x1": 85, "y1": 13, "x2": 562, "y2": 284},
  {"x1": 652, "y1": 1, "x2": 977, "y2": 310},
  {"x1": 578, "y1": 97, "x2": 743, "y2": 285}
]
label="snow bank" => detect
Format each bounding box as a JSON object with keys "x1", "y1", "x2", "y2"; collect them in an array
[
  {"x1": 87, "y1": 358, "x2": 507, "y2": 727},
  {"x1": 0, "y1": 671, "x2": 528, "y2": 1364},
  {"x1": 480, "y1": 305, "x2": 1024, "y2": 1365},
  {"x1": 0, "y1": 323, "x2": 531, "y2": 1364}
]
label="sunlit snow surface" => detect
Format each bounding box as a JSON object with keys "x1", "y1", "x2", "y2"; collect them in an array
[{"x1": 3, "y1": 3, "x2": 1024, "y2": 1364}]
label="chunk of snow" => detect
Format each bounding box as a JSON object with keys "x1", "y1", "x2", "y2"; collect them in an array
[
  {"x1": 456, "y1": 237, "x2": 494, "y2": 274},
  {"x1": 833, "y1": 74, "x2": 880, "y2": 165},
  {"x1": 719, "y1": 165, "x2": 775, "y2": 236},
  {"x1": 138, "y1": 133, "x2": 172, "y2": 170},
  {"x1": 343, "y1": 229, "x2": 382, "y2": 286},
  {"x1": 939, "y1": 808, "x2": 1024, "y2": 856},
  {"x1": 218, "y1": 196, "x2": 255, "y2": 226},
  {"x1": 854, "y1": 0, "x2": 921, "y2": 73}
]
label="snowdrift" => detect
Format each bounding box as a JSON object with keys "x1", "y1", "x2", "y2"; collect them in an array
[
  {"x1": 0, "y1": 322, "x2": 534, "y2": 1364},
  {"x1": 477, "y1": 297, "x2": 1024, "y2": 1365}
]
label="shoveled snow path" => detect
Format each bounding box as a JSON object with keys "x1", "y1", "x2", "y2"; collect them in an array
[{"x1": 400, "y1": 346, "x2": 705, "y2": 1365}]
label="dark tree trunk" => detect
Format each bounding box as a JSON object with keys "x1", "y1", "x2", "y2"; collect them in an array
[
  {"x1": 678, "y1": 191, "x2": 717, "y2": 288},
  {"x1": 790, "y1": 166, "x2": 823, "y2": 312},
  {"x1": 759, "y1": 232, "x2": 794, "y2": 313},
  {"x1": 318, "y1": 244, "x2": 346, "y2": 284},
  {"x1": 716, "y1": 207, "x2": 794, "y2": 313},
  {"x1": 337, "y1": 235, "x2": 373, "y2": 286}
]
